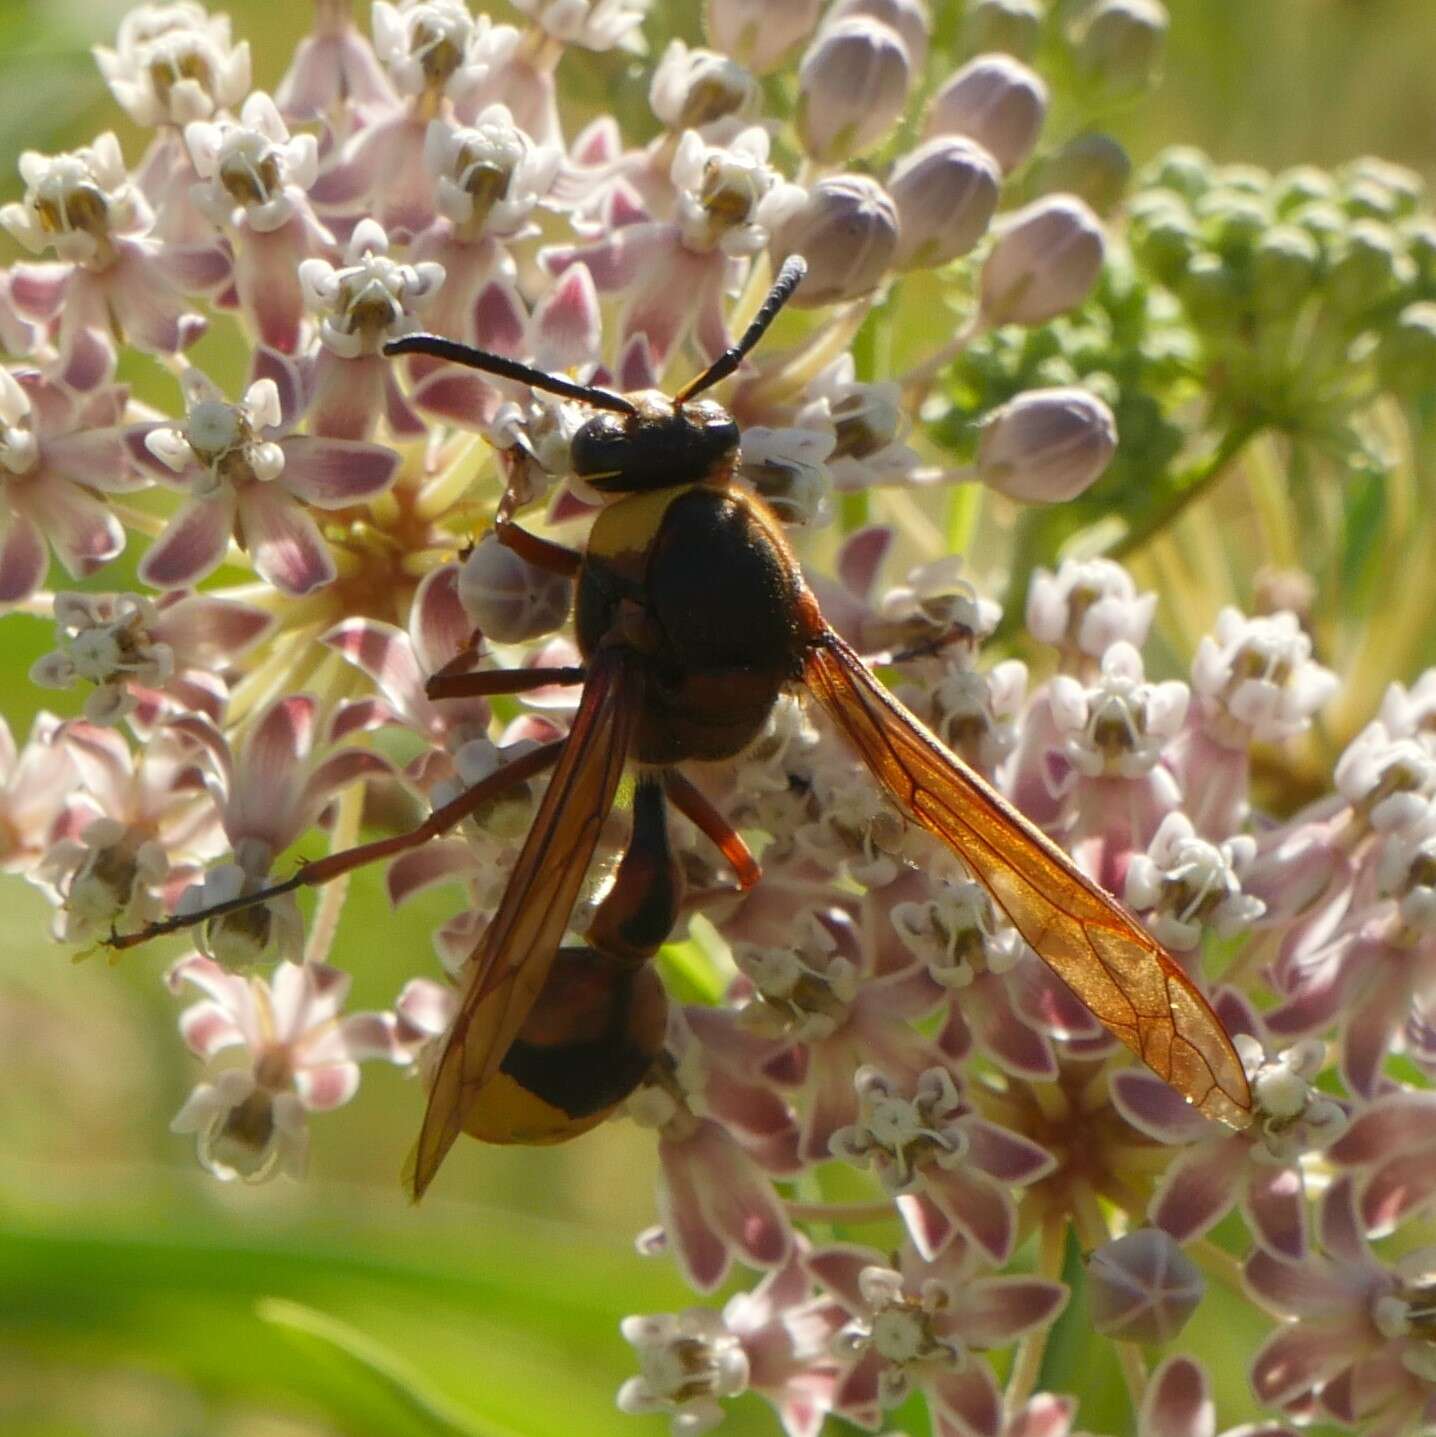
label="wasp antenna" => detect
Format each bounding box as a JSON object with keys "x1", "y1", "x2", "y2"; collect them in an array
[
  {"x1": 384, "y1": 334, "x2": 640, "y2": 416},
  {"x1": 673, "y1": 255, "x2": 808, "y2": 405}
]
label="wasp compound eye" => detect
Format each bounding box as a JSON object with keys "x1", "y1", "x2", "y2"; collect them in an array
[{"x1": 571, "y1": 412, "x2": 629, "y2": 481}]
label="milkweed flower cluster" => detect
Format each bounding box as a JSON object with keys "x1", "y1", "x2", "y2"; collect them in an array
[{"x1": 3, "y1": 2, "x2": 1436, "y2": 1435}]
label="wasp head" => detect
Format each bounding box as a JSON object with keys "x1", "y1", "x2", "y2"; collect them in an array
[{"x1": 571, "y1": 392, "x2": 740, "y2": 493}]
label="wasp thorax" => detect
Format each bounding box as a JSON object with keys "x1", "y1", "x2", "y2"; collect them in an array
[{"x1": 570, "y1": 393, "x2": 740, "y2": 492}]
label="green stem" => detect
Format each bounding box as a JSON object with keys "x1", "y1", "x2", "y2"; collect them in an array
[{"x1": 1110, "y1": 419, "x2": 1265, "y2": 561}]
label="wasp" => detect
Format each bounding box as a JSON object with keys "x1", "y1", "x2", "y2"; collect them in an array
[{"x1": 119, "y1": 258, "x2": 1252, "y2": 1196}]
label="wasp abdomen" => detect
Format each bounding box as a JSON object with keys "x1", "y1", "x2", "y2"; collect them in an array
[{"x1": 462, "y1": 949, "x2": 668, "y2": 1145}]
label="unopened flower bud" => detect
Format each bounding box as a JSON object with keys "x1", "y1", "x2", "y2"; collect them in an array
[
  {"x1": 1177, "y1": 252, "x2": 1240, "y2": 334},
  {"x1": 1129, "y1": 196, "x2": 1199, "y2": 288},
  {"x1": 770, "y1": 174, "x2": 899, "y2": 306},
  {"x1": 1074, "y1": 0, "x2": 1169, "y2": 96},
  {"x1": 979, "y1": 195, "x2": 1105, "y2": 327},
  {"x1": 925, "y1": 53, "x2": 1047, "y2": 174},
  {"x1": 1087, "y1": 1230, "x2": 1203, "y2": 1343},
  {"x1": 964, "y1": 0, "x2": 1041, "y2": 60},
  {"x1": 1379, "y1": 302, "x2": 1436, "y2": 399},
  {"x1": 977, "y1": 387, "x2": 1116, "y2": 503},
  {"x1": 1271, "y1": 165, "x2": 1333, "y2": 216},
  {"x1": 704, "y1": 0, "x2": 822, "y2": 74},
  {"x1": 888, "y1": 136, "x2": 1001, "y2": 270},
  {"x1": 797, "y1": 19, "x2": 912, "y2": 164},
  {"x1": 1326, "y1": 219, "x2": 1415, "y2": 319},
  {"x1": 1144, "y1": 145, "x2": 1211, "y2": 201},
  {"x1": 826, "y1": 0, "x2": 931, "y2": 71},
  {"x1": 1400, "y1": 216, "x2": 1436, "y2": 283},
  {"x1": 457, "y1": 531, "x2": 572, "y2": 643},
  {"x1": 1251, "y1": 224, "x2": 1320, "y2": 316},
  {"x1": 1036, "y1": 132, "x2": 1131, "y2": 215}
]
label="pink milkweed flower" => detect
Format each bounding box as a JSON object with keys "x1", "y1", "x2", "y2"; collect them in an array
[
  {"x1": 30, "y1": 589, "x2": 271, "y2": 728},
  {"x1": 31, "y1": 719, "x2": 220, "y2": 945},
  {"x1": 184, "y1": 91, "x2": 337, "y2": 352},
  {"x1": 92, "y1": 2, "x2": 253, "y2": 244},
  {"x1": 1266, "y1": 807, "x2": 1436, "y2": 1098},
  {"x1": 1170, "y1": 607, "x2": 1338, "y2": 839},
  {"x1": 298, "y1": 219, "x2": 443, "y2": 439},
  {"x1": 165, "y1": 693, "x2": 393, "y2": 966},
  {"x1": 0, "y1": 712, "x2": 88, "y2": 876},
  {"x1": 1045, "y1": 639, "x2": 1188, "y2": 891},
  {"x1": 808, "y1": 1241, "x2": 1067, "y2": 1433},
  {"x1": 891, "y1": 876, "x2": 1067, "y2": 1083},
  {"x1": 168, "y1": 954, "x2": 412, "y2": 1182},
  {"x1": 733, "y1": 905, "x2": 946, "y2": 1162},
  {"x1": 1113, "y1": 988, "x2": 1344, "y2": 1258},
  {"x1": 1012, "y1": 558, "x2": 1157, "y2": 825},
  {"x1": 619, "y1": 1254, "x2": 844, "y2": 1437},
  {"x1": 0, "y1": 132, "x2": 228, "y2": 356},
  {"x1": 1123, "y1": 810, "x2": 1266, "y2": 957},
  {"x1": 0, "y1": 365, "x2": 142, "y2": 607},
  {"x1": 1327, "y1": 1089, "x2": 1436, "y2": 1237},
  {"x1": 274, "y1": 0, "x2": 397, "y2": 124},
  {"x1": 1245, "y1": 1175, "x2": 1436, "y2": 1433},
  {"x1": 138, "y1": 360, "x2": 400, "y2": 595},
  {"x1": 324, "y1": 560, "x2": 493, "y2": 769},
  {"x1": 511, "y1": 0, "x2": 650, "y2": 53},
  {"x1": 1141, "y1": 1354, "x2": 1296, "y2": 1437},
  {"x1": 627, "y1": 1027, "x2": 796, "y2": 1293},
  {"x1": 829, "y1": 1065, "x2": 1055, "y2": 1263},
  {"x1": 94, "y1": 4, "x2": 252, "y2": 130},
  {"x1": 543, "y1": 126, "x2": 805, "y2": 369},
  {"x1": 308, "y1": 3, "x2": 520, "y2": 240}
]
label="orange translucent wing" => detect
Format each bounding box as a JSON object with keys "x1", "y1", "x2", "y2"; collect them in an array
[
  {"x1": 803, "y1": 627, "x2": 1252, "y2": 1128},
  {"x1": 408, "y1": 648, "x2": 641, "y2": 1197}
]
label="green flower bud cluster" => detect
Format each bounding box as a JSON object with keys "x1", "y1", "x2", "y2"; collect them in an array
[
  {"x1": 934, "y1": 242, "x2": 1191, "y2": 520},
  {"x1": 1128, "y1": 146, "x2": 1436, "y2": 421}
]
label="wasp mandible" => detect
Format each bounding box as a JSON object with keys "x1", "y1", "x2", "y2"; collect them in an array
[{"x1": 119, "y1": 257, "x2": 1253, "y2": 1196}]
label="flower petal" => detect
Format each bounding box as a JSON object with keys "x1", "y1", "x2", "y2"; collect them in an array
[
  {"x1": 237, "y1": 483, "x2": 336, "y2": 596},
  {"x1": 280, "y1": 435, "x2": 400, "y2": 507}
]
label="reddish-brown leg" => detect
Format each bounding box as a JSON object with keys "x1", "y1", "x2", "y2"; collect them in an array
[
  {"x1": 496, "y1": 517, "x2": 582, "y2": 577},
  {"x1": 108, "y1": 740, "x2": 565, "y2": 950},
  {"x1": 666, "y1": 771, "x2": 762, "y2": 891},
  {"x1": 426, "y1": 666, "x2": 585, "y2": 701}
]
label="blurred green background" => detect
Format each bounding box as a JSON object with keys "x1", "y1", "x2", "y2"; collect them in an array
[{"x1": 2, "y1": 2, "x2": 1434, "y2": 1435}]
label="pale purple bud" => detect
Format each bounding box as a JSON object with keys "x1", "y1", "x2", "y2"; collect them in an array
[
  {"x1": 456, "y1": 531, "x2": 572, "y2": 642},
  {"x1": 1074, "y1": 0, "x2": 1169, "y2": 96},
  {"x1": 979, "y1": 196, "x2": 1105, "y2": 327},
  {"x1": 925, "y1": 53, "x2": 1047, "y2": 174},
  {"x1": 1087, "y1": 1230, "x2": 1203, "y2": 1343},
  {"x1": 965, "y1": 0, "x2": 1041, "y2": 60},
  {"x1": 976, "y1": 387, "x2": 1116, "y2": 503},
  {"x1": 888, "y1": 136, "x2": 1001, "y2": 270},
  {"x1": 770, "y1": 174, "x2": 899, "y2": 307},
  {"x1": 826, "y1": 0, "x2": 931, "y2": 72},
  {"x1": 704, "y1": 0, "x2": 822, "y2": 74},
  {"x1": 796, "y1": 19, "x2": 912, "y2": 164}
]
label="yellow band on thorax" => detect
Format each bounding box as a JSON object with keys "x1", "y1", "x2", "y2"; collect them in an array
[{"x1": 586, "y1": 484, "x2": 695, "y2": 568}]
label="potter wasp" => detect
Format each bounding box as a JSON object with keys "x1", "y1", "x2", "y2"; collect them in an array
[{"x1": 119, "y1": 257, "x2": 1252, "y2": 1196}]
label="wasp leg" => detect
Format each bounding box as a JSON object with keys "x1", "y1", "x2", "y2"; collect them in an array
[
  {"x1": 108, "y1": 739, "x2": 565, "y2": 951},
  {"x1": 426, "y1": 665, "x2": 586, "y2": 701},
  {"x1": 496, "y1": 517, "x2": 582, "y2": 577},
  {"x1": 665, "y1": 771, "x2": 761, "y2": 891}
]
